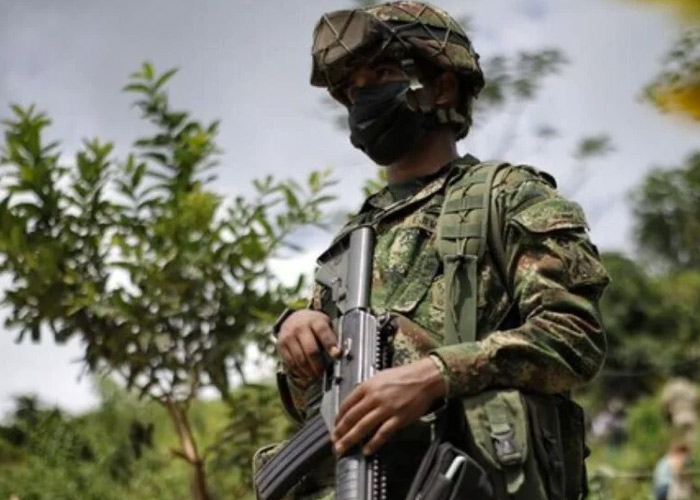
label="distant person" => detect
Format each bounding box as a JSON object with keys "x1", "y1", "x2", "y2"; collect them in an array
[
  {"x1": 653, "y1": 443, "x2": 694, "y2": 500},
  {"x1": 653, "y1": 378, "x2": 699, "y2": 500},
  {"x1": 591, "y1": 397, "x2": 627, "y2": 446}
]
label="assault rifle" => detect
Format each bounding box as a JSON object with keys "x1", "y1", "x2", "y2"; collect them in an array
[{"x1": 255, "y1": 226, "x2": 393, "y2": 500}]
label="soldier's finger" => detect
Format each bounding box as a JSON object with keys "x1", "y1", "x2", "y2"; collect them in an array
[
  {"x1": 287, "y1": 337, "x2": 314, "y2": 380},
  {"x1": 311, "y1": 319, "x2": 340, "y2": 359},
  {"x1": 297, "y1": 328, "x2": 324, "y2": 378},
  {"x1": 335, "y1": 384, "x2": 366, "y2": 425},
  {"x1": 363, "y1": 416, "x2": 400, "y2": 455},
  {"x1": 333, "y1": 395, "x2": 375, "y2": 441},
  {"x1": 334, "y1": 408, "x2": 384, "y2": 455}
]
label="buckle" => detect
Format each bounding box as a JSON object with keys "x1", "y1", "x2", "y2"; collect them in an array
[{"x1": 491, "y1": 429, "x2": 522, "y2": 466}]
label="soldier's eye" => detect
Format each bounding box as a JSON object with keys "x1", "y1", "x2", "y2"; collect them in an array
[
  {"x1": 375, "y1": 65, "x2": 398, "y2": 80},
  {"x1": 374, "y1": 63, "x2": 407, "y2": 83}
]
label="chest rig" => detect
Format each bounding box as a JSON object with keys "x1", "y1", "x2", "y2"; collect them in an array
[{"x1": 328, "y1": 157, "x2": 512, "y2": 344}]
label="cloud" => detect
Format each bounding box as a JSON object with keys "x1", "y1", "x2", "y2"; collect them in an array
[{"x1": 519, "y1": 0, "x2": 550, "y2": 21}]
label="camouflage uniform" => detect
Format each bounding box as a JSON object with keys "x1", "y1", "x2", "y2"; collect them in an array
[{"x1": 269, "y1": 156, "x2": 609, "y2": 500}]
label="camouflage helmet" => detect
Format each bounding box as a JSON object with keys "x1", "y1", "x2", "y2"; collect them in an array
[{"x1": 310, "y1": 1, "x2": 484, "y2": 138}]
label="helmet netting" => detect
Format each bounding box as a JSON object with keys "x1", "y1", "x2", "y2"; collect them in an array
[{"x1": 311, "y1": 2, "x2": 484, "y2": 139}]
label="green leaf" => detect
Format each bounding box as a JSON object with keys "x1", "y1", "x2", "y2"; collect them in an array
[
  {"x1": 154, "y1": 68, "x2": 178, "y2": 90},
  {"x1": 142, "y1": 61, "x2": 155, "y2": 80},
  {"x1": 122, "y1": 83, "x2": 151, "y2": 94},
  {"x1": 309, "y1": 171, "x2": 320, "y2": 192},
  {"x1": 282, "y1": 186, "x2": 299, "y2": 209},
  {"x1": 573, "y1": 134, "x2": 615, "y2": 160}
]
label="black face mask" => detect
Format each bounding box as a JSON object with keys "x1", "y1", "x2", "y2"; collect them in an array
[{"x1": 348, "y1": 81, "x2": 428, "y2": 166}]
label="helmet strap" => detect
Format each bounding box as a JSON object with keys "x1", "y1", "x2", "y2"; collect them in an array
[{"x1": 401, "y1": 57, "x2": 467, "y2": 128}]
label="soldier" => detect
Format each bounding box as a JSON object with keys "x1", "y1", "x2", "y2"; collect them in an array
[{"x1": 264, "y1": 2, "x2": 610, "y2": 500}]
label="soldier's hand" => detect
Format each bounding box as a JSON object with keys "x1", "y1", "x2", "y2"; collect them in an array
[
  {"x1": 276, "y1": 310, "x2": 340, "y2": 384},
  {"x1": 331, "y1": 358, "x2": 446, "y2": 456}
]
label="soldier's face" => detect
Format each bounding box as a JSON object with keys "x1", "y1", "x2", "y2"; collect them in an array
[
  {"x1": 344, "y1": 59, "x2": 459, "y2": 110},
  {"x1": 345, "y1": 59, "x2": 409, "y2": 103}
]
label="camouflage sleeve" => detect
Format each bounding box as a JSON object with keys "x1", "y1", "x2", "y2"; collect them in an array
[
  {"x1": 277, "y1": 369, "x2": 323, "y2": 423},
  {"x1": 431, "y1": 166, "x2": 610, "y2": 397}
]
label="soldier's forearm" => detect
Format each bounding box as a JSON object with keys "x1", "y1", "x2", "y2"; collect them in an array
[{"x1": 430, "y1": 297, "x2": 606, "y2": 397}]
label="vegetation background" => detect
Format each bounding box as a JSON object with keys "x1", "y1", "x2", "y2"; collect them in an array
[{"x1": 1, "y1": 0, "x2": 699, "y2": 499}]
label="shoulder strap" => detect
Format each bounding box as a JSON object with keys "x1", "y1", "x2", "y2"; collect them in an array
[{"x1": 436, "y1": 160, "x2": 511, "y2": 346}]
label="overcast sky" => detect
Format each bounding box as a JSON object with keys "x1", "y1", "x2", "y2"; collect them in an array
[{"x1": 0, "y1": 0, "x2": 697, "y2": 416}]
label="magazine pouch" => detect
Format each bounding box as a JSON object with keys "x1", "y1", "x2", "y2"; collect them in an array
[{"x1": 462, "y1": 390, "x2": 550, "y2": 500}]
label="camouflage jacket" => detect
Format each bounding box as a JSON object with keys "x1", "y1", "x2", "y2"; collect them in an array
[{"x1": 280, "y1": 157, "x2": 610, "y2": 420}]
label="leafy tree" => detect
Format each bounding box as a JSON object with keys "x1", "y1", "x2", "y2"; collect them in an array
[
  {"x1": 628, "y1": 0, "x2": 700, "y2": 121},
  {"x1": 0, "y1": 62, "x2": 335, "y2": 500},
  {"x1": 630, "y1": 151, "x2": 700, "y2": 271},
  {"x1": 207, "y1": 384, "x2": 296, "y2": 499},
  {"x1": 645, "y1": 27, "x2": 700, "y2": 122},
  {"x1": 595, "y1": 253, "x2": 675, "y2": 399},
  {"x1": 0, "y1": 388, "x2": 180, "y2": 500},
  {"x1": 0, "y1": 380, "x2": 293, "y2": 500},
  {"x1": 591, "y1": 250, "x2": 700, "y2": 402}
]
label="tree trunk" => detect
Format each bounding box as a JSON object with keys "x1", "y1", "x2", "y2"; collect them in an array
[{"x1": 165, "y1": 400, "x2": 210, "y2": 500}]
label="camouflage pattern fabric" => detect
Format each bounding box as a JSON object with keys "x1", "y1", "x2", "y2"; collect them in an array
[
  {"x1": 269, "y1": 159, "x2": 609, "y2": 500},
  {"x1": 284, "y1": 160, "x2": 609, "y2": 417},
  {"x1": 311, "y1": 1, "x2": 483, "y2": 90},
  {"x1": 364, "y1": 2, "x2": 482, "y2": 79}
]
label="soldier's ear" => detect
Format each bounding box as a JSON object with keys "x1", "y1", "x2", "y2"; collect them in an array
[{"x1": 432, "y1": 71, "x2": 460, "y2": 108}]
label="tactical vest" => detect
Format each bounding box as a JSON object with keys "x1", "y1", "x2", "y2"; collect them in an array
[{"x1": 435, "y1": 159, "x2": 589, "y2": 500}]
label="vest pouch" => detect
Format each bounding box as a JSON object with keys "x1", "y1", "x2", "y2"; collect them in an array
[
  {"x1": 462, "y1": 390, "x2": 550, "y2": 500},
  {"x1": 390, "y1": 245, "x2": 441, "y2": 315}
]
